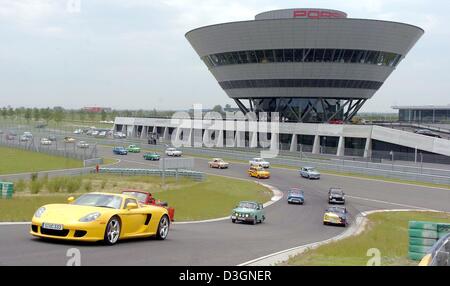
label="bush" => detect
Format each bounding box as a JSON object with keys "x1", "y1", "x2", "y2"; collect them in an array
[
  {"x1": 42, "y1": 173, "x2": 49, "y2": 186},
  {"x1": 30, "y1": 180, "x2": 43, "y2": 194},
  {"x1": 47, "y1": 177, "x2": 64, "y2": 193},
  {"x1": 14, "y1": 179, "x2": 27, "y2": 192},
  {"x1": 83, "y1": 180, "x2": 92, "y2": 192},
  {"x1": 67, "y1": 178, "x2": 82, "y2": 193},
  {"x1": 30, "y1": 173, "x2": 38, "y2": 182}
]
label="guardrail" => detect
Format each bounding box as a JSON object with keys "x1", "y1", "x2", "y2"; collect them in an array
[{"x1": 98, "y1": 168, "x2": 206, "y2": 181}]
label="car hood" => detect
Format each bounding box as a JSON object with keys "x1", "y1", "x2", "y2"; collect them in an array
[
  {"x1": 35, "y1": 204, "x2": 117, "y2": 223},
  {"x1": 233, "y1": 207, "x2": 257, "y2": 214},
  {"x1": 288, "y1": 194, "x2": 304, "y2": 199},
  {"x1": 325, "y1": 212, "x2": 347, "y2": 219}
]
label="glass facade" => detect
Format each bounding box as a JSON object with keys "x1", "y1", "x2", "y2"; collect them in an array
[
  {"x1": 399, "y1": 109, "x2": 450, "y2": 123},
  {"x1": 202, "y1": 49, "x2": 402, "y2": 68},
  {"x1": 220, "y1": 79, "x2": 383, "y2": 90}
]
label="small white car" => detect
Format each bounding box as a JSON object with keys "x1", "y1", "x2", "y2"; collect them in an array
[
  {"x1": 77, "y1": 141, "x2": 90, "y2": 149},
  {"x1": 23, "y1": 132, "x2": 33, "y2": 139},
  {"x1": 208, "y1": 158, "x2": 229, "y2": 169},
  {"x1": 73, "y1": 129, "x2": 82, "y2": 134},
  {"x1": 91, "y1": 130, "x2": 99, "y2": 136},
  {"x1": 113, "y1": 132, "x2": 126, "y2": 139},
  {"x1": 165, "y1": 148, "x2": 182, "y2": 157},
  {"x1": 40, "y1": 138, "x2": 52, "y2": 145},
  {"x1": 299, "y1": 167, "x2": 321, "y2": 180},
  {"x1": 249, "y1": 158, "x2": 270, "y2": 168}
]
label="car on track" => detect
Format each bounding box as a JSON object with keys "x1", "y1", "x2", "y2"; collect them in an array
[
  {"x1": 328, "y1": 188, "x2": 345, "y2": 204},
  {"x1": 248, "y1": 166, "x2": 270, "y2": 179},
  {"x1": 165, "y1": 148, "x2": 182, "y2": 157},
  {"x1": 143, "y1": 152, "x2": 160, "y2": 161},
  {"x1": 5, "y1": 132, "x2": 16, "y2": 140},
  {"x1": 113, "y1": 147, "x2": 128, "y2": 155},
  {"x1": 73, "y1": 129, "x2": 82, "y2": 134},
  {"x1": 40, "y1": 138, "x2": 52, "y2": 145},
  {"x1": 19, "y1": 135, "x2": 30, "y2": 142},
  {"x1": 77, "y1": 141, "x2": 90, "y2": 149},
  {"x1": 299, "y1": 166, "x2": 321, "y2": 179},
  {"x1": 48, "y1": 135, "x2": 57, "y2": 142},
  {"x1": 113, "y1": 132, "x2": 127, "y2": 139},
  {"x1": 231, "y1": 201, "x2": 265, "y2": 225},
  {"x1": 323, "y1": 206, "x2": 349, "y2": 227},
  {"x1": 208, "y1": 158, "x2": 229, "y2": 169},
  {"x1": 287, "y1": 188, "x2": 305, "y2": 204},
  {"x1": 127, "y1": 145, "x2": 141, "y2": 153},
  {"x1": 23, "y1": 132, "x2": 33, "y2": 139},
  {"x1": 121, "y1": 190, "x2": 175, "y2": 222},
  {"x1": 64, "y1": 137, "x2": 76, "y2": 143},
  {"x1": 415, "y1": 129, "x2": 442, "y2": 138},
  {"x1": 249, "y1": 157, "x2": 270, "y2": 168},
  {"x1": 30, "y1": 192, "x2": 170, "y2": 245}
]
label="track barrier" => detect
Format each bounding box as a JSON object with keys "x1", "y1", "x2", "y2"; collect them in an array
[{"x1": 409, "y1": 220, "x2": 450, "y2": 261}]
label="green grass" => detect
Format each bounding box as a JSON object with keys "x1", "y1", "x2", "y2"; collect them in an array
[
  {"x1": 0, "y1": 174, "x2": 272, "y2": 222},
  {"x1": 0, "y1": 146, "x2": 83, "y2": 175},
  {"x1": 284, "y1": 211, "x2": 450, "y2": 266}
]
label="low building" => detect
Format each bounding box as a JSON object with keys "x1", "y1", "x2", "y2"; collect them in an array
[{"x1": 393, "y1": 105, "x2": 450, "y2": 123}]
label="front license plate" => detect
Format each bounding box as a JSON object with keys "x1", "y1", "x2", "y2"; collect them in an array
[{"x1": 42, "y1": 223, "x2": 63, "y2": 230}]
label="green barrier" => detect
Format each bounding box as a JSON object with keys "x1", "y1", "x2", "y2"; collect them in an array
[
  {"x1": 437, "y1": 223, "x2": 450, "y2": 233},
  {"x1": 409, "y1": 237, "x2": 438, "y2": 247},
  {"x1": 409, "y1": 229, "x2": 438, "y2": 239},
  {"x1": 438, "y1": 232, "x2": 450, "y2": 239},
  {"x1": 408, "y1": 251, "x2": 427, "y2": 261},
  {"x1": 0, "y1": 182, "x2": 14, "y2": 199},
  {"x1": 408, "y1": 221, "x2": 438, "y2": 231},
  {"x1": 409, "y1": 245, "x2": 432, "y2": 253}
]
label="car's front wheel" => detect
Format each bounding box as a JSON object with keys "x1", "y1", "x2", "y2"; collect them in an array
[
  {"x1": 252, "y1": 216, "x2": 257, "y2": 225},
  {"x1": 104, "y1": 216, "x2": 121, "y2": 245},
  {"x1": 156, "y1": 215, "x2": 170, "y2": 240}
]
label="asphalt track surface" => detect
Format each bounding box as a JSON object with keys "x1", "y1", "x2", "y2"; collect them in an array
[{"x1": 1, "y1": 146, "x2": 449, "y2": 265}]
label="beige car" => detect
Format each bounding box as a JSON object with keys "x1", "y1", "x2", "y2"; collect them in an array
[{"x1": 208, "y1": 158, "x2": 229, "y2": 169}]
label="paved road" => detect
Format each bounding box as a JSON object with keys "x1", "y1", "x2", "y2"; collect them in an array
[{"x1": 0, "y1": 146, "x2": 449, "y2": 265}]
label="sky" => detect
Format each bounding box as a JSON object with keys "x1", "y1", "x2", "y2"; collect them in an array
[{"x1": 0, "y1": 0, "x2": 449, "y2": 112}]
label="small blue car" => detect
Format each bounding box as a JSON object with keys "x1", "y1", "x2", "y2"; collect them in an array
[
  {"x1": 287, "y1": 188, "x2": 305, "y2": 204},
  {"x1": 113, "y1": 146, "x2": 128, "y2": 155}
]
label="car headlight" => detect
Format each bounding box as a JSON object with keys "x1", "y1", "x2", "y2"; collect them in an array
[
  {"x1": 34, "y1": 207, "x2": 46, "y2": 218},
  {"x1": 245, "y1": 214, "x2": 249, "y2": 218},
  {"x1": 79, "y1": 212, "x2": 101, "y2": 222}
]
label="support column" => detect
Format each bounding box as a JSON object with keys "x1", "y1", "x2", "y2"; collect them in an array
[
  {"x1": 187, "y1": 128, "x2": 193, "y2": 147},
  {"x1": 236, "y1": 131, "x2": 245, "y2": 148},
  {"x1": 163, "y1": 127, "x2": 169, "y2": 141},
  {"x1": 336, "y1": 136, "x2": 345, "y2": 157},
  {"x1": 270, "y1": 132, "x2": 279, "y2": 151},
  {"x1": 290, "y1": 134, "x2": 298, "y2": 152},
  {"x1": 250, "y1": 132, "x2": 258, "y2": 148},
  {"x1": 364, "y1": 138, "x2": 372, "y2": 158},
  {"x1": 140, "y1": 126, "x2": 148, "y2": 139},
  {"x1": 312, "y1": 135, "x2": 320, "y2": 154}
]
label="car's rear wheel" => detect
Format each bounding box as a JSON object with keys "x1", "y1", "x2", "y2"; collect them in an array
[
  {"x1": 231, "y1": 219, "x2": 236, "y2": 223},
  {"x1": 156, "y1": 215, "x2": 170, "y2": 240},
  {"x1": 104, "y1": 216, "x2": 121, "y2": 245}
]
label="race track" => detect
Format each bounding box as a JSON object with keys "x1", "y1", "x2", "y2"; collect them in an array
[{"x1": 1, "y1": 146, "x2": 449, "y2": 265}]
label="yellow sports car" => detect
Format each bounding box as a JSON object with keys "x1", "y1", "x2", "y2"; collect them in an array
[
  {"x1": 30, "y1": 192, "x2": 170, "y2": 245},
  {"x1": 248, "y1": 166, "x2": 270, "y2": 179}
]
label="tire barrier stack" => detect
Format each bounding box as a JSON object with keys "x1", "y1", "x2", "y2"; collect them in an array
[
  {"x1": 409, "y1": 221, "x2": 450, "y2": 261},
  {"x1": 98, "y1": 168, "x2": 206, "y2": 181},
  {"x1": 0, "y1": 181, "x2": 14, "y2": 199}
]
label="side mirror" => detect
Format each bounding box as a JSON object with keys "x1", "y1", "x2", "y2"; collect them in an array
[
  {"x1": 126, "y1": 203, "x2": 138, "y2": 210},
  {"x1": 67, "y1": 197, "x2": 75, "y2": 203}
]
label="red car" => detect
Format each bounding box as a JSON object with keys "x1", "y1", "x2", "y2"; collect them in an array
[{"x1": 121, "y1": 189, "x2": 175, "y2": 222}]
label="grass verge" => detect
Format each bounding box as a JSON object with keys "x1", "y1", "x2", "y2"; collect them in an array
[
  {"x1": 0, "y1": 174, "x2": 272, "y2": 222},
  {"x1": 0, "y1": 146, "x2": 83, "y2": 175},
  {"x1": 284, "y1": 211, "x2": 450, "y2": 266}
]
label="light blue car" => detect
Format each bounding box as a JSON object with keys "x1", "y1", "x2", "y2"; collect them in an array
[
  {"x1": 287, "y1": 188, "x2": 305, "y2": 204},
  {"x1": 299, "y1": 166, "x2": 321, "y2": 180}
]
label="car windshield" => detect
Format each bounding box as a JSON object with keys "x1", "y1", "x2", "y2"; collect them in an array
[
  {"x1": 238, "y1": 202, "x2": 258, "y2": 209},
  {"x1": 327, "y1": 207, "x2": 346, "y2": 214},
  {"x1": 289, "y1": 190, "x2": 303, "y2": 196},
  {"x1": 73, "y1": 194, "x2": 122, "y2": 209},
  {"x1": 122, "y1": 192, "x2": 148, "y2": 203},
  {"x1": 306, "y1": 167, "x2": 316, "y2": 172},
  {"x1": 330, "y1": 189, "x2": 343, "y2": 195}
]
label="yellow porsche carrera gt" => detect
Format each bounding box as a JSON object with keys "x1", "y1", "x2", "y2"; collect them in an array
[{"x1": 30, "y1": 192, "x2": 170, "y2": 245}]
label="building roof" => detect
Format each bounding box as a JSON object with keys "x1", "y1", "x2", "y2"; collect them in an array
[{"x1": 392, "y1": 105, "x2": 450, "y2": 110}]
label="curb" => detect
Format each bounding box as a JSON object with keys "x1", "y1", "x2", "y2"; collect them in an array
[{"x1": 238, "y1": 208, "x2": 443, "y2": 266}]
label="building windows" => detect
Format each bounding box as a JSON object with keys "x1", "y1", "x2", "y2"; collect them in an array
[
  {"x1": 202, "y1": 49, "x2": 402, "y2": 68},
  {"x1": 219, "y1": 79, "x2": 383, "y2": 90}
]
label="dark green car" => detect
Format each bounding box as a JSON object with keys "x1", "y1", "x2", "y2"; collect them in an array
[
  {"x1": 231, "y1": 201, "x2": 265, "y2": 225},
  {"x1": 143, "y1": 152, "x2": 160, "y2": 161}
]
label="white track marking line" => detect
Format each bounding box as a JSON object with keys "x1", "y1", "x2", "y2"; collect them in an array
[{"x1": 346, "y1": 195, "x2": 440, "y2": 211}]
